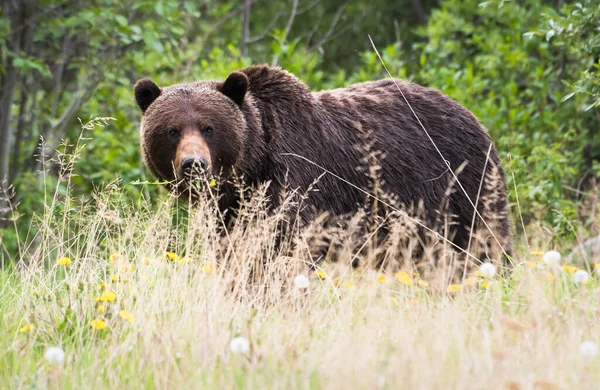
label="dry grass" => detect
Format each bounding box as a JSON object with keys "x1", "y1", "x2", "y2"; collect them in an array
[
  {"x1": 1, "y1": 117, "x2": 600, "y2": 389},
  {"x1": 1, "y1": 173, "x2": 600, "y2": 390}
]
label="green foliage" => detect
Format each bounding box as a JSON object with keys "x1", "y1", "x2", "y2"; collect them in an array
[
  {"x1": 406, "y1": 0, "x2": 599, "y2": 239},
  {"x1": 2, "y1": 0, "x2": 599, "y2": 260}
]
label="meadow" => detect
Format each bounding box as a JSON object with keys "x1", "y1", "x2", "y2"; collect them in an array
[{"x1": 1, "y1": 133, "x2": 599, "y2": 389}]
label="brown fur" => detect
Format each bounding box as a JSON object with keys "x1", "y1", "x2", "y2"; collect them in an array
[{"x1": 134, "y1": 65, "x2": 512, "y2": 263}]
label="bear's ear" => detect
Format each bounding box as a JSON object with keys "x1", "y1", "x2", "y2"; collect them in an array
[
  {"x1": 218, "y1": 72, "x2": 248, "y2": 106},
  {"x1": 134, "y1": 79, "x2": 161, "y2": 113}
]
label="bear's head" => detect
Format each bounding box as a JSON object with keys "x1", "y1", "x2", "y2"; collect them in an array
[{"x1": 133, "y1": 72, "x2": 249, "y2": 194}]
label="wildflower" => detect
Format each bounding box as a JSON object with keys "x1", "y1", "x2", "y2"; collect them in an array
[
  {"x1": 57, "y1": 257, "x2": 71, "y2": 266},
  {"x1": 563, "y1": 265, "x2": 579, "y2": 274},
  {"x1": 574, "y1": 270, "x2": 590, "y2": 285},
  {"x1": 526, "y1": 261, "x2": 538, "y2": 269},
  {"x1": 479, "y1": 263, "x2": 497, "y2": 278},
  {"x1": 417, "y1": 279, "x2": 429, "y2": 288},
  {"x1": 293, "y1": 275, "x2": 310, "y2": 290},
  {"x1": 96, "y1": 281, "x2": 109, "y2": 290},
  {"x1": 176, "y1": 256, "x2": 189, "y2": 264},
  {"x1": 165, "y1": 251, "x2": 179, "y2": 262},
  {"x1": 446, "y1": 284, "x2": 461, "y2": 293},
  {"x1": 394, "y1": 271, "x2": 413, "y2": 286},
  {"x1": 33, "y1": 289, "x2": 40, "y2": 296},
  {"x1": 376, "y1": 274, "x2": 386, "y2": 283},
  {"x1": 547, "y1": 273, "x2": 555, "y2": 281},
  {"x1": 96, "y1": 290, "x2": 117, "y2": 302},
  {"x1": 480, "y1": 280, "x2": 489, "y2": 289},
  {"x1": 345, "y1": 282, "x2": 354, "y2": 288},
  {"x1": 314, "y1": 269, "x2": 327, "y2": 279},
  {"x1": 97, "y1": 305, "x2": 105, "y2": 314},
  {"x1": 120, "y1": 264, "x2": 134, "y2": 272},
  {"x1": 209, "y1": 177, "x2": 217, "y2": 187},
  {"x1": 580, "y1": 341, "x2": 599, "y2": 357},
  {"x1": 390, "y1": 297, "x2": 399, "y2": 306},
  {"x1": 109, "y1": 253, "x2": 124, "y2": 264},
  {"x1": 542, "y1": 250, "x2": 561, "y2": 267},
  {"x1": 19, "y1": 324, "x2": 34, "y2": 333},
  {"x1": 44, "y1": 346, "x2": 65, "y2": 365},
  {"x1": 111, "y1": 275, "x2": 118, "y2": 282},
  {"x1": 229, "y1": 336, "x2": 250, "y2": 354},
  {"x1": 464, "y1": 277, "x2": 479, "y2": 285},
  {"x1": 201, "y1": 260, "x2": 214, "y2": 275},
  {"x1": 90, "y1": 319, "x2": 107, "y2": 330},
  {"x1": 530, "y1": 250, "x2": 544, "y2": 256},
  {"x1": 119, "y1": 310, "x2": 134, "y2": 323},
  {"x1": 595, "y1": 263, "x2": 600, "y2": 270}
]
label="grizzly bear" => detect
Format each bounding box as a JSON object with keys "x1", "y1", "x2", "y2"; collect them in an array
[{"x1": 134, "y1": 65, "x2": 512, "y2": 265}]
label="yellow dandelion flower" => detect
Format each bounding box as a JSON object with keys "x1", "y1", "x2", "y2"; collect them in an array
[
  {"x1": 90, "y1": 319, "x2": 107, "y2": 330},
  {"x1": 119, "y1": 310, "x2": 134, "y2": 323},
  {"x1": 201, "y1": 260, "x2": 214, "y2": 275},
  {"x1": 111, "y1": 275, "x2": 118, "y2": 282},
  {"x1": 446, "y1": 284, "x2": 461, "y2": 293},
  {"x1": 165, "y1": 251, "x2": 179, "y2": 262},
  {"x1": 209, "y1": 177, "x2": 217, "y2": 187},
  {"x1": 594, "y1": 263, "x2": 600, "y2": 270},
  {"x1": 109, "y1": 253, "x2": 123, "y2": 264},
  {"x1": 563, "y1": 265, "x2": 579, "y2": 274},
  {"x1": 480, "y1": 280, "x2": 489, "y2": 289},
  {"x1": 19, "y1": 324, "x2": 34, "y2": 333},
  {"x1": 390, "y1": 297, "x2": 399, "y2": 306},
  {"x1": 394, "y1": 271, "x2": 413, "y2": 286},
  {"x1": 345, "y1": 282, "x2": 354, "y2": 288},
  {"x1": 96, "y1": 281, "x2": 109, "y2": 290},
  {"x1": 547, "y1": 273, "x2": 555, "y2": 281},
  {"x1": 97, "y1": 305, "x2": 105, "y2": 314},
  {"x1": 314, "y1": 269, "x2": 328, "y2": 279},
  {"x1": 464, "y1": 277, "x2": 479, "y2": 285},
  {"x1": 530, "y1": 250, "x2": 544, "y2": 256},
  {"x1": 120, "y1": 264, "x2": 134, "y2": 272},
  {"x1": 526, "y1": 261, "x2": 538, "y2": 269},
  {"x1": 57, "y1": 256, "x2": 71, "y2": 266},
  {"x1": 96, "y1": 290, "x2": 117, "y2": 302},
  {"x1": 417, "y1": 279, "x2": 429, "y2": 288}
]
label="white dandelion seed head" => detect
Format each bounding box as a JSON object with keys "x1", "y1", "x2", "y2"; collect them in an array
[
  {"x1": 229, "y1": 336, "x2": 250, "y2": 354},
  {"x1": 580, "y1": 341, "x2": 599, "y2": 357},
  {"x1": 44, "y1": 346, "x2": 65, "y2": 365},
  {"x1": 574, "y1": 270, "x2": 590, "y2": 284},
  {"x1": 479, "y1": 263, "x2": 497, "y2": 278},
  {"x1": 542, "y1": 250, "x2": 561, "y2": 267},
  {"x1": 293, "y1": 274, "x2": 310, "y2": 290}
]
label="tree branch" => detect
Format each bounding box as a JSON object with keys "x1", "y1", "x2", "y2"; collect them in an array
[
  {"x1": 247, "y1": 5, "x2": 285, "y2": 44},
  {"x1": 271, "y1": 0, "x2": 299, "y2": 67},
  {"x1": 308, "y1": 0, "x2": 350, "y2": 51},
  {"x1": 240, "y1": 0, "x2": 251, "y2": 57}
]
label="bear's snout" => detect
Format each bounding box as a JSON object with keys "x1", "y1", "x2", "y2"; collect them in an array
[{"x1": 181, "y1": 157, "x2": 207, "y2": 178}]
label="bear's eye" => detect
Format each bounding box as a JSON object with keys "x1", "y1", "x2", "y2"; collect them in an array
[
  {"x1": 167, "y1": 128, "x2": 180, "y2": 139},
  {"x1": 203, "y1": 126, "x2": 214, "y2": 136}
]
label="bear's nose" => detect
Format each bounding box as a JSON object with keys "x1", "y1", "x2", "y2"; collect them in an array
[{"x1": 181, "y1": 157, "x2": 207, "y2": 177}]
